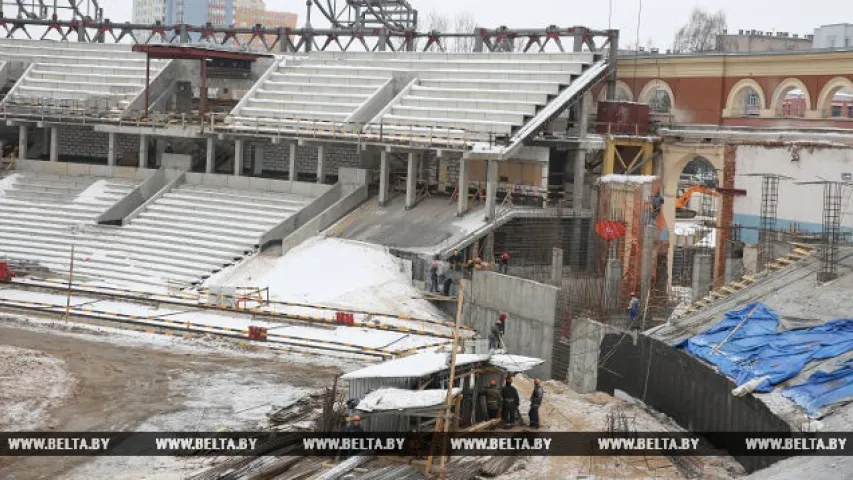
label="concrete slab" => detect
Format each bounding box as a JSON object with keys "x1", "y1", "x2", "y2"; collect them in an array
[{"x1": 333, "y1": 195, "x2": 488, "y2": 250}]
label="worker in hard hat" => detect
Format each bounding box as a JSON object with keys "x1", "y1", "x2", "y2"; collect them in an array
[
  {"x1": 482, "y1": 379, "x2": 502, "y2": 420},
  {"x1": 489, "y1": 314, "x2": 506, "y2": 350},
  {"x1": 529, "y1": 379, "x2": 544, "y2": 429},
  {"x1": 501, "y1": 376, "x2": 520, "y2": 427},
  {"x1": 464, "y1": 259, "x2": 475, "y2": 278},
  {"x1": 499, "y1": 251, "x2": 510, "y2": 274},
  {"x1": 345, "y1": 415, "x2": 364, "y2": 434},
  {"x1": 429, "y1": 260, "x2": 439, "y2": 292},
  {"x1": 627, "y1": 292, "x2": 640, "y2": 328}
]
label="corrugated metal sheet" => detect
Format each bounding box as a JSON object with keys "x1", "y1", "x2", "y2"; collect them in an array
[{"x1": 347, "y1": 377, "x2": 415, "y2": 432}]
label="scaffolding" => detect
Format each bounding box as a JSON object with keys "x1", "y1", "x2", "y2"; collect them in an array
[
  {"x1": 744, "y1": 174, "x2": 791, "y2": 272},
  {"x1": 795, "y1": 180, "x2": 847, "y2": 283}
]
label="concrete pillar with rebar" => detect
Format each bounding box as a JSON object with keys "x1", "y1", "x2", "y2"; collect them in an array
[
  {"x1": 405, "y1": 152, "x2": 419, "y2": 210},
  {"x1": 50, "y1": 127, "x2": 60, "y2": 163},
  {"x1": 106, "y1": 132, "x2": 116, "y2": 166},
  {"x1": 316, "y1": 145, "x2": 325, "y2": 183},
  {"x1": 205, "y1": 137, "x2": 215, "y2": 173},
  {"x1": 457, "y1": 157, "x2": 469, "y2": 216},
  {"x1": 288, "y1": 143, "x2": 297, "y2": 181},
  {"x1": 18, "y1": 125, "x2": 27, "y2": 160},
  {"x1": 379, "y1": 150, "x2": 390, "y2": 206},
  {"x1": 234, "y1": 139, "x2": 244, "y2": 176},
  {"x1": 138, "y1": 134, "x2": 148, "y2": 168},
  {"x1": 485, "y1": 160, "x2": 499, "y2": 221}
]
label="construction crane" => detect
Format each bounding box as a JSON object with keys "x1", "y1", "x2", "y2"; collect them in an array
[{"x1": 676, "y1": 185, "x2": 719, "y2": 219}]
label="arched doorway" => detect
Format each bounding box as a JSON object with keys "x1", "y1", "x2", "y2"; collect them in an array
[
  {"x1": 672, "y1": 156, "x2": 720, "y2": 289},
  {"x1": 770, "y1": 79, "x2": 811, "y2": 118},
  {"x1": 816, "y1": 77, "x2": 853, "y2": 118},
  {"x1": 724, "y1": 80, "x2": 766, "y2": 117}
]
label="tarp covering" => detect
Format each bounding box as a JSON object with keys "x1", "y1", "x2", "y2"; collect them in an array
[
  {"x1": 783, "y1": 359, "x2": 853, "y2": 417},
  {"x1": 676, "y1": 303, "x2": 853, "y2": 396},
  {"x1": 356, "y1": 388, "x2": 461, "y2": 412}
]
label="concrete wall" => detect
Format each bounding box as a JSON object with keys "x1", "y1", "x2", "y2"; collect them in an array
[
  {"x1": 56, "y1": 126, "x2": 139, "y2": 161},
  {"x1": 14, "y1": 158, "x2": 151, "y2": 181},
  {"x1": 462, "y1": 271, "x2": 559, "y2": 379},
  {"x1": 183, "y1": 172, "x2": 332, "y2": 197},
  {"x1": 733, "y1": 144, "x2": 853, "y2": 243},
  {"x1": 250, "y1": 141, "x2": 362, "y2": 180},
  {"x1": 566, "y1": 318, "x2": 625, "y2": 393},
  {"x1": 258, "y1": 182, "x2": 342, "y2": 249},
  {"x1": 98, "y1": 168, "x2": 165, "y2": 225},
  {"x1": 281, "y1": 184, "x2": 369, "y2": 254}
]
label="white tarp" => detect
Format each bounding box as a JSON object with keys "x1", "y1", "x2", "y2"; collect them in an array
[
  {"x1": 341, "y1": 352, "x2": 489, "y2": 380},
  {"x1": 356, "y1": 388, "x2": 461, "y2": 412},
  {"x1": 489, "y1": 354, "x2": 545, "y2": 373}
]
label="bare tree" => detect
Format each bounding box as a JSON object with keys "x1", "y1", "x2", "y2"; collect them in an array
[
  {"x1": 416, "y1": 10, "x2": 477, "y2": 52},
  {"x1": 450, "y1": 11, "x2": 476, "y2": 52},
  {"x1": 673, "y1": 8, "x2": 726, "y2": 53}
]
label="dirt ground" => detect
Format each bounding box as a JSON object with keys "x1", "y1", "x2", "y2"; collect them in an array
[
  {"x1": 0, "y1": 323, "x2": 340, "y2": 479},
  {"x1": 498, "y1": 377, "x2": 744, "y2": 480}
]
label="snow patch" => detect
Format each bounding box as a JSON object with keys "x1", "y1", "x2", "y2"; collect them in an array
[
  {"x1": 0, "y1": 345, "x2": 74, "y2": 430},
  {"x1": 204, "y1": 237, "x2": 446, "y2": 320},
  {"x1": 357, "y1": 388, "x2": 460, "y2": 412},
  {"x1": 598, "y1": 174, "x2": 658, "y2": 185},
  {"x1": 342, "y1": 352, "x2": 489, "y2": 379}
]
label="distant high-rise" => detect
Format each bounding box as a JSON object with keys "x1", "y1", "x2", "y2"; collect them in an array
[{"x1": 132, "y1": 0, "x2": 295, "y2": 28}]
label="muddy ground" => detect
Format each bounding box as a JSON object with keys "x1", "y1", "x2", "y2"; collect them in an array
[{"x1": 0, "y1": 324, "x2": 340, "y2": 479}]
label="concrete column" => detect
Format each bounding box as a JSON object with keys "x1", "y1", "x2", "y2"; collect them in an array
[
  {"x1": 586, "y1": 186, "x2": 599, "y2": 272},
  {"x1": 484, "y1": 160, "x2": 499, "y2": 221},
  {"x1": 233, "y1": 139, "x2": 244, "y2": 176},
  {"x1": 639, "y1": 224, "x2": 656, "y2": 328},
  {"x1": 49, "y1": 127, "x2": 60, "y2": 163},
  {"x1": 551, "y1": 247, "x2": 564, "y2": 286},
  {"x1": 138, "y1": 135, "x2": 148, "y2": 168},
  {"x1": 604, "y1": 257, "x2": 622, "y2": 312},
  {"x1": 205, "y1": 137, "x2": 215, "y2": 173},
  {"x1": 316, "y1": 145, "x2": 325, "y2": 183},
  {"x1": 18, "y1": 125, "x2": 27, "y2": 160},
  {"x1": 288, "y1": 143, "x2": 297, "y2": 181},
  {"x1": 253, "y1": 145, "x2": 264, "y2": 176},
  {"x1": 378, "y1": 150, "x2": 390, "y2": 206},
  {"x1": 405, "y1": 152, "x2": 419, "y2": 210},
  {"x1": 106, "y1": 132, "x2": 116, "y2": 166},
  {"x1": 691, "y1": 254, "x2": 713, "y2": 303},
  {"x1": 457, "y1": 157, "x2": 469, "y2": 216}
]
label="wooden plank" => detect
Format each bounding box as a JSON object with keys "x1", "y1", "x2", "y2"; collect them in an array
[
  {"x1": 766, "y1": 263, "x2": 784, "y2": 270},
  {"x1": 778, "y1": 257, "x2": 795, "y2": 265},
  {"x1": 721, "y1": 286, "x2": 738, "y2": 294},
  {"x1": 742, "y1": 275, "x2": 757, "y2": 283},
  {"x1": 793, "y1": 248, "x2": 813, "y2": 255}
]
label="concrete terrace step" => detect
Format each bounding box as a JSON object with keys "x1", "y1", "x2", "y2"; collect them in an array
[
  {"x1": 71, "y1": 263, "x2": 199, "y2": 286},
  {"x1": 421, "y1": 78, "x2": 560, "y2": 94},
  {"x1": 258, "y1": 82, "x2": 378, "y2": 95},
  {"x1": 267, "y1": 73, "x2": 388, "y2": 86},
  {"x1": 378, "y1": 114, "x2": 515, "y2": 135},
  {"x1": 253, "y1": 89, "x2": 372, "y2": 104},
  {"x1": 130, "y1": 216, "x2": 266, "y2": 241},
  {"x1": 237, "y1": 107, "x2": 349, "y2": 123},
  {"x1": 143, "y1": 204, "x2": 286, "y2": 226},
  {"x1": 163, "y1": 191, "x2": 306, "y2": 211},
  {"x1": 19, "y1": 80, "x2": 141, "y2": 95},
  {"x1": 324, "y1": 58, "x2": 591, "y2": 72},
  {"x1": 0, "y1": 201, "x2": 113, "y2": 217},
  {"x1": 118, "y1": 224, "x2": 260, "y2": 249},
  {"x1": 389, "y1": 105, "x2": 527, "y2": 125},
  {"x1": 32, "y1": 63, "x2": 165, "y2": 76},
  {"x1": 399, "y1": 96, "x2": 538, "y2": 115},
  {"x1": 246, "y1": 98, "x2": 362, "y2": 114},
  {"x1": 28, "y1": 71, "x2": 147, "y2": 86},
  {"x1": 410, "y1": 85, "x2": 548, "y2": 104},
  {"x1": 155, "y1": 197, "x2": 300, "y2": 218},
  {"x1": 416, "y1": 69, "x2": 577, "y2": 83}
]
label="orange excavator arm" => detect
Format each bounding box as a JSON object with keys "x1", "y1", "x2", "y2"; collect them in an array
[{"x1": 676, "y1": 185, "x2": 719, "y2": 209}]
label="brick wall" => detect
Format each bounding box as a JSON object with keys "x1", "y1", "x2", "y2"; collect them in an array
[
  {"x1": 58, "y1": 125, "x2": 109, "y2": 158},
  {"x1": 255, "y1": 141, "x2": 362, "y2": 182}
]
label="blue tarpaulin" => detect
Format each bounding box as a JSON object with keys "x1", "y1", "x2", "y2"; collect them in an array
[
  {"x1": 783, "y1": 359, "x2": 853, "y2": 417},
  {"x1": 675, "y1": 303, "x2": 853, "y2": 397}
]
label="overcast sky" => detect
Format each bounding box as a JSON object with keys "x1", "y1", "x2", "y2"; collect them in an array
[{"x1": 108, "y1": 0, "x2": 850, "y2": 50}]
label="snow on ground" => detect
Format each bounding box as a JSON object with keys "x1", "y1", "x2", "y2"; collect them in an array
[
  {"x1": 0, "y1": 288, "x2": 447, "y2": 352},
  {"x1": 63, "y1": 368, "x2": 310, "y2": 480},
  {"x1": 498, "y1": 378, "x2": 743, "y2": 480},
  {"x1": 0, "y1": 172, "x2": 18, "y2": 192},
  {"x1": 598, "y1": 174, "x2": 658, "y2": 184},
  {"x1": 0, "y1": 344, "x2": 74, "y2": 430},
  {"x1": 205, "y1": 237, "x2": 447, "y2": 321},
  {"x1": 1, "y1": 313, "x2": 373, "y2": 372}
]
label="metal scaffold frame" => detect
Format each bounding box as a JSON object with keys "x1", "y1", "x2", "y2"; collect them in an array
[
  {"x1": 795, "y1": 180, "x2": 847, "y2": 283},
  {"x1": 744, "y1": 173, "x2": 791, "y2": 272}
]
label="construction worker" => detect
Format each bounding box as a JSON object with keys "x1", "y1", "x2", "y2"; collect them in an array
[
  {"x1": 464, "y1": 259, "x2": 475, "y2": 278},
  {"x1": 501, "y1": 377, "x2": 520, "y2": 427},
  {"x1": 482, "y1": 379, "x2": 502, "y2": 420},
  {"x1": 345, "y1": 415, "x2": 364, "y2": 434},
  {"x1": 429, "y1": 261, "x2": 439, "y2": 292},
  {"x1": 165, "y1": 142, "x2": 174, "y2": 153},
  {"x1": 489, "y1": 314, "x2": 505, "y2": 350},
  {"x1": 627, "y1": 292, "x2": 640, "y2": 328},
  {"x1": 529, "y1": 379, "x2": 544, "y2": 429},
  {"x1": 499, "y1": 251, "x2": 510, "y2": 274},
  {"x1": 449, "y1": 250, "x2": 461, "y2": 270}
]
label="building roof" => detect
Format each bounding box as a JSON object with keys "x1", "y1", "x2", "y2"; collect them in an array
[
  {"x1": 131, "y1": 44, "x2": 272, "y2": 60},
  {"x1": 341, "y1": 352, "x2": 489, "y2": 380},
  {"x1": 356, "y1": 388, "x2": 461, "y2": 412}
]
